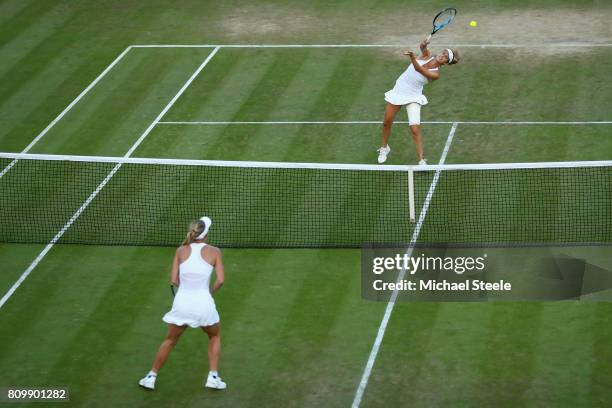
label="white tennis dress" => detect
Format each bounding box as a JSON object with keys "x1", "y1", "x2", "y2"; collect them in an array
[
  {"x1": 162, "y1": 243, "x2": 220, "y2": 328},
  {"x1": 384, "y1": 57, "x2": 438, "y2": 106}
]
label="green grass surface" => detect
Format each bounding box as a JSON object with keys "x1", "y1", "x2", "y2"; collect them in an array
[
  {"x1": 0, "y1": 246, "x2": 385, "y2": 407},
  {"x1": 1, "y1": 1, "x2": 612, "y2": 407}
]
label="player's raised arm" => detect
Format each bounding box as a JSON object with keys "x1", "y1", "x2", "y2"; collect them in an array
[{"x1": 419, "y1": 37, "x2": 431, "y2": 59}]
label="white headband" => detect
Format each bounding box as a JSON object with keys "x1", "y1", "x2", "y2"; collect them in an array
[
  {"x1": 196, "y1": 216, "x2": 212, "y2": 239},
  {"x1": 445, "y1": 48, "x2": 454, "y2": 64}
]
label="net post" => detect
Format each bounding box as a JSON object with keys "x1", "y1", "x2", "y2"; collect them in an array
[{"x1": 408, "y1": 169, "x2": 415, "y2": 222}]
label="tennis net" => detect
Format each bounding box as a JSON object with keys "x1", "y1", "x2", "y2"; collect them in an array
[{"x1": 0, "y1": 153, "x2": 610, "y2": 247}]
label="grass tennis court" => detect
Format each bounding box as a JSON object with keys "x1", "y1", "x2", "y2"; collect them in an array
[{"x1": 1, "y1": 1, "x2": 612, "y2": 407}]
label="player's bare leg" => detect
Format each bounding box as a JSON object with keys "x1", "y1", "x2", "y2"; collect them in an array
[
  {"x1": 381, "y1": 103, "x2": 402, "y2": 147},
  {"x1": 378, "y1": 103, "x2": 402, "y2": 163},
  {"x1": 410, "y1": 124, "x2": 426, "y2": 164},
  {"x1": 139, "y1": 324, "x2": 187, "y2": 390},
  {"x1": 152, "y1": 324, "x2": 187, "y2": 372},
  {"x1": 203, "y1": 324, "x2": 226, "y2": 390},
  {"x1": 202, "y1": 323, "x2": 221, "y2": 372}
]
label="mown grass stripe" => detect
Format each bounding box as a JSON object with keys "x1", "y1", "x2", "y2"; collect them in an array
[
  {"x1": 522, "y1": 303, "x2": 595, "y2": 406},
  {"x1": 0, "y1": 0, "x2": 33, "y2": 27},
  {"x1": 0, "y1": 4, "x2": 94, "y2": 105},
  {"x1": 206, "y1": 48, "x2": 311, "y2": 160},
  {"x1": 0, "y1": 48, "x2": 131, "y2": 152},
  {"x1": 31, "y1": 49, "x2": 211, "y2": 156},
  {"x1": 590, "y1": 303, "x2": 612, "y2": 406},
  {"x1": 166, "y1": 48, "x2": 281, "y2": 124},
  {"x1": 281, "y1": 49, "x2": 376, "y2": 161},
  {"x1": 24, "y1": 48, "x2": 151, "y2": 153},
  {"x1": 245, "y1": 250, "x2": 356, "y2": 406},
  {"x1": 406, "y1": 304, "x2": 493, "y2": 406},
  {"x1": 41, "y1": 248, "x2": 162, "y2": 405},
  {"x1": 195, "y1": 48, "x2": 341, "y2": 161},
  {"x1": 162, "y1": 47, "x2": 244, "y2": 123},
  {"x1": 475, "y1": 303, "x2": 545, "y2": 405},
  {"x1": 207, "y1": 249, "x2": 314, "y2": 406},
  {"x1": 0, "y1": 4, "x2": 75, "y2": 77},
  {"x1": 0, "y1": 0, "x2": 61, "y2": 47}
]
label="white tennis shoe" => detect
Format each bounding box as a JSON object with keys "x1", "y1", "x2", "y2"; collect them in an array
[
  {"x1": 418, "y1": 159, "x2": 427, "y2": 166},
  {"x1": 205, "y1": 374, "x2": 227, "y2": 390},
  {"x1": 377, "y1": 145, "x2": 391, "y2": 163},
  {"x1": 138, "y1": 374, "x2": 156, "y2": 390}
]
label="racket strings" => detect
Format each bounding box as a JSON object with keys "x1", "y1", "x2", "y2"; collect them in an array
[{"x1": 433, "y1": 8, "x2": 456, "y2": 32}]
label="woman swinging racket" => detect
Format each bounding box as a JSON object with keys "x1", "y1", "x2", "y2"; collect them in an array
[{"x1": 377, "y1": 38, "x2": 460, "y2": 164}]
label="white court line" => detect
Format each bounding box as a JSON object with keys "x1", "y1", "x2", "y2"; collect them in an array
[
  {"x1": 0, "y1": 46, "x2": 133, "y2": 180},
  {"x1": 133, "y1": 43, "x2": 612, "y2": 48},
  {"x1": 158, "y1": 120, "x2": 612, "y2": 125},
  {"x1": 351, "y1": 122, "x2": 459, "y2": 408},
  {"x1": 0, "y1": 46, "x2": 221, "y2": 311}
]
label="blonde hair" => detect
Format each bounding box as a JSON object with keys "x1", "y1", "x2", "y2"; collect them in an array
[
  {"x1": 182, "y1": 219, "x2": 205, "y2": 245},
  {"x1": 449, "y1": 48, "x2": 461, "y2": 65}
]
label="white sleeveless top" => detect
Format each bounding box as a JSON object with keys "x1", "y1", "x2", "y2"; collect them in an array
[
  {"x1": 178, "y1": 243, "x2": 214, "y2": 291},
  {"x1": 162, "y1": 243, "x2": 220, "y2": 327},
  {"x1": 385, "y1": 57, "x2": 438, "y2": 106}
]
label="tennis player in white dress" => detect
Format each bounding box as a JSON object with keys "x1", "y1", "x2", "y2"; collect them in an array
[
  {"x1": 139, "y1": 216, "x2": 226, "y2": 391},
  {"x1": 377, "y1": 37, "x2": 460, "y2": 164}
]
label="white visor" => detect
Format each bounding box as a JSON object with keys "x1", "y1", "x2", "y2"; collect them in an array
[
  {"x1": 196, "y1": 216, "x2": 212, "y2": 239},
  {"x1": 445, "y1": 48, "x2": 454, "y2": 64}
]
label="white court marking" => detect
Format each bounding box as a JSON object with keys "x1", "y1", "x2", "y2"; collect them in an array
[
  {"x1": 0, "y1": 46, "x2": 133, "y2": 179},
  {"x1": 132, "y1": 43, "x2": 612, "y2": 48},
  {"x1": 351, "y1": 122, "x2": 459, "y2": 408},
  {"x1": 0, "y1": 47, "x2": 221, "y2": 310},
  {"x1": 158, "y1": 120, "x2": 612, "y2": 125}
]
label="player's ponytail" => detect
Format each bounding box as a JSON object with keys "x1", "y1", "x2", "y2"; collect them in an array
[{"x1": 182, "y1": 219, "x2": 205, "y2": 245}]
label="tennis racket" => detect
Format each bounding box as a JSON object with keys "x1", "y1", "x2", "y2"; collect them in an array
[
  {"x1": 170, "y1": 284, "x2": 177, "y2": 297},
  {"x1": 426, "y1": 7, "x2": 457, "y2": 41}
]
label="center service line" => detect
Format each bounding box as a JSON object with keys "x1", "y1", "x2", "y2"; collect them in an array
[
  {"x1": 0, "y1": 47, "x2": 221, "y2": 311},
  {"x1": 351, "y1": 122, "x2": 459, "y2": 408}
]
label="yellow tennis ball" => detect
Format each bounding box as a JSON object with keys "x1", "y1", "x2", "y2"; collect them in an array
[{"x1": 470, "y1": 20, "x2": 478, "y2": 27}]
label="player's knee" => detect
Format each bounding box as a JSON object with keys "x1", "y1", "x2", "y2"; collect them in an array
[
  {"x1": 409, "y1": 124, "x2": 421, "y2": 135},
  {"x1": 383, "y1": 118, "x2": 393, "y2": 128}
]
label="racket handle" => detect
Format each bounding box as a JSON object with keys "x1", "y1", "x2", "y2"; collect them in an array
[{"x1": 426, "y1": 33, "x2": 432, "y2": 42}]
